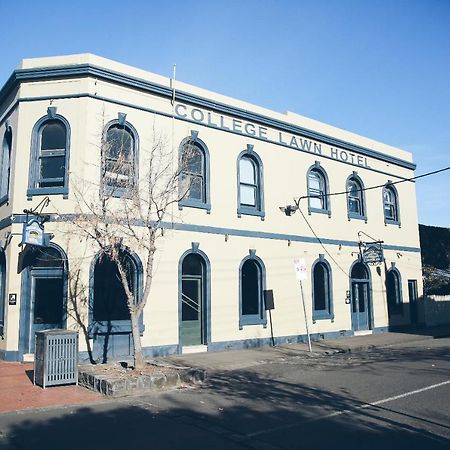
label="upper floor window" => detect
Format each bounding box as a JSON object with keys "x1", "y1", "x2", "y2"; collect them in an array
[
  {"x1": 307, "y1": 165, "x2": 330, "y2": 215},
  {"x1": 179, "y1": 136, "x2": 210, "y2": 211},
  {"x1": 347, "y1": 174, "x2": 366, "y2": 220},
  {"x1": 237, "y1": 146, "x2": 264, "y2": 219},
  {"x1": 102, "y1": 122, "x2": 138, "y2": 197},
  {"x1": 383, "y1": 184, "x2": 400, "y2": 224},
  {"x1": 0, "y1": 128, "x2": 12, "y2": 204},
  {"x1": 312, "y1": 257, "x2": 334, "y2": 321},
  {"x1": 239, "y1": 253, "x2": 266, "y2": 327},
  {"x1": 28, "y1": 113, "x2": 70, "y2": 199}
]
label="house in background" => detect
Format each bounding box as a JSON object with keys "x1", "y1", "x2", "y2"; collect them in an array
[
  {"x1": 419, "y1": 224, "x2": 450, "y2": 326},
  {"x1": 0, "y1": 54, "x2": 423, "y2": 362}
]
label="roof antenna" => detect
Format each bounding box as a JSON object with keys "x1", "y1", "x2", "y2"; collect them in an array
[{"x1": 171, "y1": 64, "x2": 176, "y2": 105}]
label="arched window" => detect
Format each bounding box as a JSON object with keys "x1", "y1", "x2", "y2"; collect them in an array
[
  {"x1": 387, "y1": 268, "x2": 402, "y2": 314},
  {"x1": 1, "y1": 128, "x2": 12, "y2": 203},
  {"x1": 179, "y1": 137, "x2": 210, "y2": 210},
  {"x1": 347, "y1": 174, "x2": 366, "y2": 220},
  {"x1": 307, "y1": 165, "x2": 330, "y2": 214},
  {"x1": 102, "y1": 122, "x2": 138, "y2": 196},
  {"x1": 28, "y1": 115, "x2": 70, "y2": 198},
  {"x1": 383, "y1": 184, "x2": 399, "y2": 224},
  {"x1": 237, "y1": 148, "x2": 264, "y2": 218},
  {"x1": 312, "y1": 257, "x2": 333, "y2": 320},
  {"x1": 93, "y1": 250, "x2": 138, "y2": 322},
  {"x1": 0, "y1": 251, "x2": 6, "y2": 335},
  {"x1": 239, "y1": 254, "x2": 266, "y2": 327}
]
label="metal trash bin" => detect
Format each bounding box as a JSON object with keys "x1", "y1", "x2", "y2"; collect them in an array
[{"x1": 34, "y1": 329, "x2": 79, "y2": 388}]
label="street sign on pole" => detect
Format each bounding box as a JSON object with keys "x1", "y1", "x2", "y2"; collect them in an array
[
  {"x1": 294, "y1": 258, "x2": 307, "y2": 281},
  {"x1": 293, "y1": 258, "x2": 312, "y2": 352}
]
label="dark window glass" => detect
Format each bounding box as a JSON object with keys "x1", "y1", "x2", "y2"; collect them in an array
[
  {"x1": 104, "y1": 125, "x2": 134, "y2": 190},
  {"x1": 182, "y1": 253, "x2": 204, "y2": 276},
  {"x1": 41, "y1": 122, "x2": 66, "y2": 150},
  {"x1": 93, "y1": 253, "x2": 135, "y2": 322},
  {"x1": 242, "y1": 259, "x2": 260, "y2": 315},
  {"x1": 387, "y1": 270, "x2": 401, "y2": 312},
  {"x1": 33, "y1": 247, "x2": 64, "y2": 268},
  {"x1": 40, "y1": 155, "x2": 65, "y2": 181},
  {"x1": 313, "y1": 263, "x2": 327, "y2": 311},
  {"x1": 1, "y1": 130, "x2": 12, "y2": 198},
  {"x1": 33, "y1": 278, "x2": 64, "y2": 324},
  {"x1": 182, "y1": 278, "x2": 200, "y2": 321},
  {"x1": 351, "y1": 263, "x2": 368, "y2": 280},
  {"x1": 38, "y1": 121, "x2": 67, "y2": 188},
  {"x1": 181, "y1": 254, "x2": 204, "y2": 322}
]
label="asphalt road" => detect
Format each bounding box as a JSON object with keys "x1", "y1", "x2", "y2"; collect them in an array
[{"x1": 0, "y1": 338, "x2": 449, "y2": 450}]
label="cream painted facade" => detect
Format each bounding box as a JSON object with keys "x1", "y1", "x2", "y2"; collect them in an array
[{"x1": 0, "y1": 54, "x2": 422, "y2": 362}]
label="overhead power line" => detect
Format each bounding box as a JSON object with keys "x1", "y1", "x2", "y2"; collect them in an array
[{"x1": 298, "y1": 165, "x2": 450, "y2": 202}]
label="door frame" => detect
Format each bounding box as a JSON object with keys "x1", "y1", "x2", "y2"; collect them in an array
[
  {"x1": 19, "y1": 244, "x2": 68, "y2": 356},
  {"x1": 178, "y1": 248, "x2": 211, "y2": 350},
  {"x1": 349, "y1": 260, "x2": 373, "y2": 332},
  {"x1": 88, "y1": 249, "x2": 144, "y2": 362}
]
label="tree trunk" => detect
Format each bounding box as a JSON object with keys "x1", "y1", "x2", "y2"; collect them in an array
[{"x1": 130, "y1": 310, "x2": 145, "y2": 369}]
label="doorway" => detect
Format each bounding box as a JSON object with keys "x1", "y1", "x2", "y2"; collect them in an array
[
  {"x1": 350, "y1": 262, "x2": 372, "y2": 332},
  {"x1": 20, "y1": 246, "x2": 66, "y2": 354},
  {"x1": 91, "y1": 250, "x2": 141, "y2": 362},
  {"x1": 180, "y1": 253, "x2": 208, "y2": 347}
]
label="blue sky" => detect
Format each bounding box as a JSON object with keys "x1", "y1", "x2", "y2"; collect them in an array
[{"x1": 2, "y1": 0, "x2": 449, "y2": 227}]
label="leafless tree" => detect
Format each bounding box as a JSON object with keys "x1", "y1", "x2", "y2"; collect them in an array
[{"x1": 64, "y1": 119, "x2": 196, "y2": 369}]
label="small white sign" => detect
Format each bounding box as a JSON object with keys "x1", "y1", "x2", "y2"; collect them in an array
[
  {"x1": 22, "y1": 219, "x2": 45, "y2": 247},
  {"x1": 294, "y1": 258, "x2": 307, "y2": 281}
]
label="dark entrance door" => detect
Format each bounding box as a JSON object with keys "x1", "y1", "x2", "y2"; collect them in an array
[
  {"x1": 181, "y1": 254, "x2": 205, "y2": 347},
  {"x1": 408, "y1": 279, "x2": 419, "y2": 325},
  {"x1": 92, "y1": 251, "x2": 139, "y2": 362},
  {"x1": 23, "y1": 247, "x2": 66, "y2": 354},
  {"x1": 350, "y1": 262, "x2": 371, "y2": 332}
]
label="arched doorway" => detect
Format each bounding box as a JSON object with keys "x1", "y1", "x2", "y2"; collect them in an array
[
  {"x1": 20, "y1": 245, "x2": 67, "y2": 354},
  {"x1": 350, "y1": 261, "x2": 372, "y2": 331},
  {"x1": 91, "y1": 250, "x2": 142, "y2": 362},
  {"x1": 180, "y1": 252, "x2": 209, "y2": 347}
]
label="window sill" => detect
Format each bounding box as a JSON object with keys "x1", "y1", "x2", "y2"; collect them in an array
[
  {"x1": 237, "y1": 206, "x2": 265, "y2": 220},
  {"x1": 385, "y1": 219, "x2": 401, "y2": 226},
  {"x1": 308, "y1": 207, "x2": 331, "y2": 217},
  {"x1": 348, "y1": 212, "x2": 367, "y2": 222},
  {"x1": 239, "y1": 315, "x2": 267, "y2": 329},
  {"x1": 27, "y1": 187, "x2": 68, "y2": 200},
  {"x1": 312, "y1": 311, "x2": 334, "y2": 321},
  {"x1": 179, "y1": 199, "x2": 211, "y2": 213}
]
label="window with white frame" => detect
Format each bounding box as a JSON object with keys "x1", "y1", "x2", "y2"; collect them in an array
[
  {"x1": 347, "y1": 175, "x2": 366, "y2": 219},
  {"x1": 383, "y1": 185, "x2": 399, "y2": 224}
]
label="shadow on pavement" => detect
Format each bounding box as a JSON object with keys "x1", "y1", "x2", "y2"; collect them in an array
[{"x1": 2, "y1": 365, "x2": 449, "y2": 450}]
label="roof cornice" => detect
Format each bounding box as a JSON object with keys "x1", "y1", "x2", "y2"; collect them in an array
[{"x1": 0, "y1": 63, "x2": 416, "y2": 170}]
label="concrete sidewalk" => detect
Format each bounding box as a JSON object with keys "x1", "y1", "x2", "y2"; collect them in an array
[
  {"x1": 1, "y1": 325, "x2": 448, "y2": 413},
  {"x1": 155, "y1": 325, "x2": 450, "y2": 372}
]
